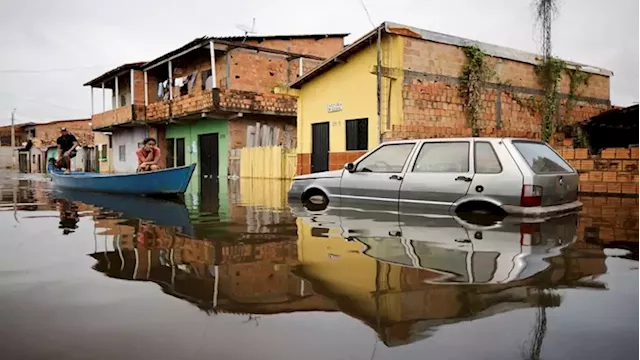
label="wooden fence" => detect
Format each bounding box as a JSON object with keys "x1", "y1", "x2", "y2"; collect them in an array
[{"x1": 240, "y1": 146, "x2": 297, "y2": 179}]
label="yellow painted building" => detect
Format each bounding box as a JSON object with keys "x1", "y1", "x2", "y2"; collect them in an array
[{"x1": 290, "y1": 21, "x2": 612, "y2": 175}]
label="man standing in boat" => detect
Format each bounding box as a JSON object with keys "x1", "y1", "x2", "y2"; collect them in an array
[
  {"x1": 136, "y1": 137, "x2": 162, "y2": 172},
  {"x1": 56, "y1": 127, "x2": 79, "y2": 175}
]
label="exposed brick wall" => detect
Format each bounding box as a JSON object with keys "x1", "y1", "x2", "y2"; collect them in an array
[
  {"x1": 397, "y1": 36, "x2": 610, "y2": 139},
  {"x1": 171, "y1": 90, "x2": 214, "y2": 118},
  {"x1": 132, "y1": 70, "x2": 145, "y2": 105},
  {"x1": 91, "y1": 105, "x2": 145, "y2": 130},
  {"x1": 228, "y1": 49, "x2": 290, "y2": 93},
  {"x1": 35, "y1": 119, "x2": 93, "y2": 147},
  {"x1": 217, "y1": 89, "x2": 297, "y2": 116},
  {"x1": 296, "y1": 151, "x2": 366, "y2": 175},
  {"x1": 146, "y1": 102, "x2": 170, "y2": 122},
  {"x1": 288, "y1": 58, "x2": 323, "y2": 83},
  {"x1": 242, "y1": 37, "x2": 344, "y2": 58}
]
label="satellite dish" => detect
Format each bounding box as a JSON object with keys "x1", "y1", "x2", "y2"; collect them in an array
[{"x1": 235, "y1": 18, "x2": 257, "y2": 42}]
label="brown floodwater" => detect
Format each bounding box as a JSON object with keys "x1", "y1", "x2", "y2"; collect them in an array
[{"x1": 0, "y1": 170, "x2": 637, "y2": 360}]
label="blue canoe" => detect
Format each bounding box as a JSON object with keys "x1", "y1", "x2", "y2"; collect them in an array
[{"x1": 47, "y1": 163, "x2": 196, "y2": 196}]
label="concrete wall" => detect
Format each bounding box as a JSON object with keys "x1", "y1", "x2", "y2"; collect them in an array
[
  {"x1": 111, "y1": 127, "x2": 146, "y2": 173},
  {"x1": 0, "y1": 147, "x2": 16, "y2": 169}
]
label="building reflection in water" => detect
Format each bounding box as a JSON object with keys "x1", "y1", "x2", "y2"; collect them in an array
[{"x1": 27, "y1": 178, "x2": 634, "y2": 350}]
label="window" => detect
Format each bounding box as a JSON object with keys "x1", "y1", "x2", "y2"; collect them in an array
[
  {"x1": 100, "y1": 144, "x2": 108, "y2": 161},
  {"x1": 346, "y1": 118, "x2": 368, "y2": 151},
  {"x1": 118, "y1": 145, "x2": 126, "y2": 162},
  {"x1": 355, "y1": 143, "x2": 415, "y2": 173},
  {"x1": 475, "y1": 142, "x2": 502, "y2": 173},
  {"x1": 166, "y1": 138, "x2": 175, "y2": 168},
  {"x1": 512, "y1": 141, "x2": 573, "y2": 174},
  {"x1": 175, "y1": 138, "x2": 185, "y2": 167},
  {"x1": 413, "y1": 142, "x2": 469, "y2": 173}
]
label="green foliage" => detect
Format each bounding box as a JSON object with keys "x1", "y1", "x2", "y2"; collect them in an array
[
  {"x1": 534, "y1": 57, "x2": 565, "y2": 142},
  {"x1": 459, "y1": 46, "x2": 494, "y2": 137},
  {"x1": 563, "y1": 67, "x2": 591, "y2": 124}
]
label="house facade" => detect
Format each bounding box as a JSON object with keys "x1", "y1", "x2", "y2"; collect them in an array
[
  {"x1": 290, "y1": 22, "x2": 613, "y2": 174},
  {"x1": 85, "y1": 33, "x2": 346, "y2": 193}
]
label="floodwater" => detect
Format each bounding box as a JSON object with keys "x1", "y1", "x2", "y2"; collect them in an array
[{"x1": 0, "y1": 170, "x2": 637, "y2": 360}]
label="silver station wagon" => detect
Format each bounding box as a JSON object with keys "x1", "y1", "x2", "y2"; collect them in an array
[{"x1": 288, "y1": 138, "x2": 582, "y2": 217}]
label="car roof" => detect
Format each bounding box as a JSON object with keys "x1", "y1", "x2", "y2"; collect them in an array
[{"x1": 381, "y1": 137, "x2": 543, "y2": 145}]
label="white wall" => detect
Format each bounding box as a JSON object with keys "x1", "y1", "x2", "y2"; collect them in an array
[
  {"x1": 0, "y1": 147, "x2": 17, "y2": 169},
  {"x1": 111, "y1": 127, "x2": 146, "y2": 173}
]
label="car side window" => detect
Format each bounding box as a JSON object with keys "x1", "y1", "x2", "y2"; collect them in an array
[
  {"x1": 474, "y1": 142, "x2": 502, "y2": 174},
  {"x1": 356, "y1": 143, "x2": 415, "y2": 173},
  {"x1": 412, "y1": 142, "x2": 470, "y2": 172}
]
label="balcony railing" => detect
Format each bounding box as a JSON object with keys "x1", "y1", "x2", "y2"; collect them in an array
[
  {"x1": 146, "y1": 89, "x2": 297, "y2": 122},
  {"x1": 91, "y1": 105, "x2": 146, "y2": 130}
]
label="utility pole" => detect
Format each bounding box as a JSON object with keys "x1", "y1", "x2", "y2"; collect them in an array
[{"x1": 11, "y1": 109, "x2": 16, "y2": 170}]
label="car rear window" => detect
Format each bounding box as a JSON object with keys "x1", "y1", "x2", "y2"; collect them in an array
[{"x1": 512, "y1": 141, "x2": 573, "y2": 174}]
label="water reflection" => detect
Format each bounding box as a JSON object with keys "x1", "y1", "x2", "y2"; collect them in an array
[{"x1": 0, "y1": 174, "x2": 637, "y2": 359}]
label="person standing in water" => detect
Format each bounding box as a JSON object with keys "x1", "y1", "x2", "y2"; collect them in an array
[{"x1": 136, "y1": 137, "x2": 162, "y2": 172}]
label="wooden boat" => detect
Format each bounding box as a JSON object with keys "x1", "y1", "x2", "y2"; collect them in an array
[{"x1": 47, "y1": 163, "x2": 196, "y2": 196}]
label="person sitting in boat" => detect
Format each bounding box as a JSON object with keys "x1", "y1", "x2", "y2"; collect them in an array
[
  {"x1": 56, "y1": 127, "x2": 79, "y2": 175},
  {"x1": 136, "y1": 137, "x2": 162, "y2": 172}
]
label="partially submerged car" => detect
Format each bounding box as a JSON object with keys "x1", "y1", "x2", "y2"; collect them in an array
[{"x1": 288, "y1": 138, "x2": 581, "y2": 217}]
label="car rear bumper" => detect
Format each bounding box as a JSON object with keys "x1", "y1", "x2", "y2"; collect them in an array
[{"x1": 501, "y1": 200, "x2": 583, "y2": 217}]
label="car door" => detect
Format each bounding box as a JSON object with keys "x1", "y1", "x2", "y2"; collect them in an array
[
  {"x1": 399, "y1": 140, "x2": 475, "y2": 216},
  {"x1": 339, "y1": 142, "x2": 417, "y2": 213}
]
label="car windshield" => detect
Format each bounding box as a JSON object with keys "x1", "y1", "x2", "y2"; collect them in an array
[{"x1": 512, "y1": 141, "x2": 573, "y2": 174}]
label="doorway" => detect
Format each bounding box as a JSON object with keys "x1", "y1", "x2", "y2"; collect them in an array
[
  {"x1": 199, "y1": 133, "x2": 219, "y2": 183},
  {"x1": 311, "y1": 122, "x2": 329, "y2": 173}
]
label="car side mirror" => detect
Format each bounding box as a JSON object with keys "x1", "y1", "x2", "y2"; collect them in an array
[{"x1": 344, "y1": 162, "x2": 355, "y2": 173}]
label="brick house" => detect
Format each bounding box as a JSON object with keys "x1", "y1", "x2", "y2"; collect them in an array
[
  {"x1": 84, "y1": 33, "x2": 347, "y2": 188},
  {"x1": 15, "y1": 118, "x2": 108, "y2": 173},
  {"x1": 290, "y1": 22, "x2": 612, "y2": 174},
  {"x1": 0, "y1": 122, "x2": 31, "y2": 169}
]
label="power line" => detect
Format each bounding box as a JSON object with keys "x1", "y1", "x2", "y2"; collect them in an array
[
  {"x1": 0, "y1": 91, "x2": 85, "y2": 112},
  {"x1": 0, "y1": 64, "x2": 119, "y2": 74},
  {"x1": 358, "y1": 0, "x2": 376, "y2": 28}
]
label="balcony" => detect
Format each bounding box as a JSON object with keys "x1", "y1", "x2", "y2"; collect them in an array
[
  {"x1": 146, "y1": 89, "x2": 297, "y2": 122},
  {"x1": 91, "y1": 105, "x2": 146, "y2": 130}
]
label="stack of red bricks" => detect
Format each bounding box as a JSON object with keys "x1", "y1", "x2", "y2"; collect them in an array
[{"x1": 217, "y1": 89, "x2": 297, "y2": 116}]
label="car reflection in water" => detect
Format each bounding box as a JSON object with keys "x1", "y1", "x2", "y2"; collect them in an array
[{"x1": 291, "y1": 202, "x2": 606, "y2": 347}]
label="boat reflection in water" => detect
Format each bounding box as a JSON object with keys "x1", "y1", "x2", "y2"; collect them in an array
[{"x1": 81, "y1": 193, "x2": 608, "y2": 349}]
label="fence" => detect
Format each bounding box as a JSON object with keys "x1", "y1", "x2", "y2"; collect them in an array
[{"x1": 239, "y1": 146, "x2": 297, "y2": 179}]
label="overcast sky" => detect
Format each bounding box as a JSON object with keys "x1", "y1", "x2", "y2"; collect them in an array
[{"x1": 0, "y1": 0, "x2": 637, "y2": 125}]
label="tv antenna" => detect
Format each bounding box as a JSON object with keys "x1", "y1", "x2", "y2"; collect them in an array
[{"x1": 235, "y1": 18, "x2": 257, "y2": 42}]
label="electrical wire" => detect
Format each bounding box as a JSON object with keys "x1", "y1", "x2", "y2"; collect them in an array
[
  {"x1": 359, "y1": 0, "x2": 376, "y2": 28},
  {"x1": 0, "y1": 64, "x2": 119, "y2": 74}
]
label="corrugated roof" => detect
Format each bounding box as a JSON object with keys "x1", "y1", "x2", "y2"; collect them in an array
[
  {"x1": 290, "y1": 21, "x2": 613, "y2": 89},
  {"x1": 142, "y1": 36, "x2": 209, "y2": 71},
  {"x1": 83, "y1": 62, "x2": 146, "y2": 87},
  {"x1": 214, "y1": 33, "x2": 349, "y2": 42}
]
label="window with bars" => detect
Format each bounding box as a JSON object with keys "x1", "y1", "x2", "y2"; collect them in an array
[
  {"x1": 346, "y1": 118, "x2": 368, "y2": 151},
  {"x1": 100, "y1": 144, "x2": 107, "y2": 160}
]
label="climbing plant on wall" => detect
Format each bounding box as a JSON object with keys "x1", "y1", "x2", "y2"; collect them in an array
[
  {"x1": 563, "y1": 67, "x2": 591, "y2": 124},
  {"x1": 460, "y1": 46, "x2": 493, "y2": 137},
  {"x1": 535, "y1": 57, "x2": 565, "y2": 142}
]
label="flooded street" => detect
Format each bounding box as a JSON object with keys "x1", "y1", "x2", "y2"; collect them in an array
[{"x1": 0, "y1": 170, "x2": 637, "y2": 360}]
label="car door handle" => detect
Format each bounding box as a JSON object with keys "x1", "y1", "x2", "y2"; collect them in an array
[
  {"x1": 389, "y1": 175, "x2": 403, "y2": 181},
  {"x1": 455, "y1": 176, "x2": 472, "y2": 182}
]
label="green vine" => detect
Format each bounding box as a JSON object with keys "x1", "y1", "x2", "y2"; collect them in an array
[
  {"x1": 563, "y1": 67, "x2": 591, "y2": 124},
  {"x1": 534, "y1": 57, "x2": 565, "y2": 142},
  {"x1": 460, "y1": 46, "x2": 494, "y2": 137},
  {"x1": 512, "y1": 94, "x2": 543, "y2": 116}
]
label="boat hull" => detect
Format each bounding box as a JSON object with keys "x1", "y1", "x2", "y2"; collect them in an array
[{"x1": 48, "y1": 164, "x2": 197, "y2": 196}]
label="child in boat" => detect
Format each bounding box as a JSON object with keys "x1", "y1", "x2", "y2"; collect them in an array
[{"x1": 136, "y1": 137, "x2": 162, "y2": 172}]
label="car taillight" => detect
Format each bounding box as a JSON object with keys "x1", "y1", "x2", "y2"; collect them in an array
[{"x1": 521, "y1": 185, "x2": 543, "y2": 207}]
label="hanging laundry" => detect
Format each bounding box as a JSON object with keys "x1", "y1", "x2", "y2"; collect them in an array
[
  {"x1": 187, "y1": 71, "x2": 198, "y2": 91},
  {"x1": 157, "y1": 82, "x2": 164, "y2": 99}
]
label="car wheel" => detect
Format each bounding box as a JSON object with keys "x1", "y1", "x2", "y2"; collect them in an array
[{"x1": 302, "y1": 192, "x2": 329, "y2": 211}]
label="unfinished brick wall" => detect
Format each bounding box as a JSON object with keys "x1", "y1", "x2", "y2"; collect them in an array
[
  {"x1": 397, "y1": 37, "x2": 611, "y2": 138},
  {"x1": 132, "y1": 70, "x2": 145, "y2": 105},
  {"x1": 242, "y1": 37, "x2": 345, "y2": 58},
  {"x1": 217, "y1": 89, "x2": 297, "y2": 116},
  {"x1": 91, "y1": 104, "x2": 145, "y2": 130},
  {"x1": 36, "y1": 119, "x2": 93, "y2": 147},
  {"x1": 228, "y1": 49, "x2": 290, "y2": 93}
]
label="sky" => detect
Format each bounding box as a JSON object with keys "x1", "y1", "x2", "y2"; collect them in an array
[{"x1": 0, "y1": 0, "x2": 637, "y2": 125}]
